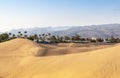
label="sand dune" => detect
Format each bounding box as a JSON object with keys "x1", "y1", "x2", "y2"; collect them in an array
[
  {"x1": 0, "y1": 38, "x2": 43, "y2": 77},
  {"x1": 0, "y1": 38, "x2": 43, "y2": 56},
  {"x1": 0, "y1": 38, "x2": 120, "y2": 78}
]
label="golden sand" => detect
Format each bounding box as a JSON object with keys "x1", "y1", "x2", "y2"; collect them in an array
[{"x1": 0, "y1": 38, "x2": 119, "y2": 78}]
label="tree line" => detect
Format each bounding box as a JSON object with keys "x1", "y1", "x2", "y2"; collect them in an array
[{"x1": 0, "y1": 31, "x2": 120, "y2": 43}]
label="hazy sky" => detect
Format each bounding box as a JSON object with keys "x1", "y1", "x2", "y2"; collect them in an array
[{"x1": 0, "y1": 0, "x2": 120, "y2": 32}]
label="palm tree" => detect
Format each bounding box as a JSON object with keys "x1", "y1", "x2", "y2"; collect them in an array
[
  {"x1": 39, "y1": 34, "x2": 41, "y2": 37},
  {"x1": 40, "y1": 33, "x2": 47, "y2": 43},
  {"x1": 18, "y1": 31, "x2": 21, "y2": 38},
  {"x1": 20, "y1": 33, "x2": 23, "y2": 37},
  {"x1": 8, "y1": 33, "x2": 12, "y2": 39},
  {"x1": 34, "y1": 34, "x2": 39, "y2": 42},
  {"x1": 24, "y1": 31, "x2": 27, "y2": 38},
  {"x1": 24, "y1": 31, "x2": 27, "y2": 34},
  {"x1": 48, "y1": 33, "x2": 51, "y2": 36},
  {"x1": 9, "y1": 33, "x2": 12, "y2": 35},
  {"x1": 18, "y1": 31, "x2": 21, "y2": 34},
  {"x1": 34, "y1": 34, "x2": 38, "y2": 39},
  {"x1": 12, "y1": 34, "x2": 16, "y2": 38}
]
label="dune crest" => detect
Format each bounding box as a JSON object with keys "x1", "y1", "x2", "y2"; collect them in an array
[{"x1": 0, "y1": 38, "x2": 44, "y2": 56}]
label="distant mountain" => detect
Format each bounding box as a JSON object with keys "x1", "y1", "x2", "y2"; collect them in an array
[
  {"x1": 9, "y1": 26, "x2": 72, "y2": 35},
  {"x1": 52, "y1": 24, "x2": 120, "y2": 38},
  {"x1": 8, "y1": 24, "x2": 120, "y2": 38}
]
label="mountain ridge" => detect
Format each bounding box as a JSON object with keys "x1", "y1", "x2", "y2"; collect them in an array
[{"x1": 8, "y1": 24, "x2": 120, "y2": 38}]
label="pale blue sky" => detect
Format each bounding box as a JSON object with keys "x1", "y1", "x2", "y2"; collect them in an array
[{"x1": 0, "y1": 0, "x2": 120, "y2": 31}]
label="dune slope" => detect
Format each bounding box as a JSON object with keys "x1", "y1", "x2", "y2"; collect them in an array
[
  {"x1": 7, "y1": 45, "x2": 120, "y2": 78},
  {"x1": 0, "y1": 38, "x2": 120, "y2": 78},
  {"x1": 0, "y1": 38, "x2": 43, "y2": 77}
]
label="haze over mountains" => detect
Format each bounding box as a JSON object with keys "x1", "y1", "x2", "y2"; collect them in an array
[{"x1": 9, "y1": 24, "x2": 120, "y2": 38}]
